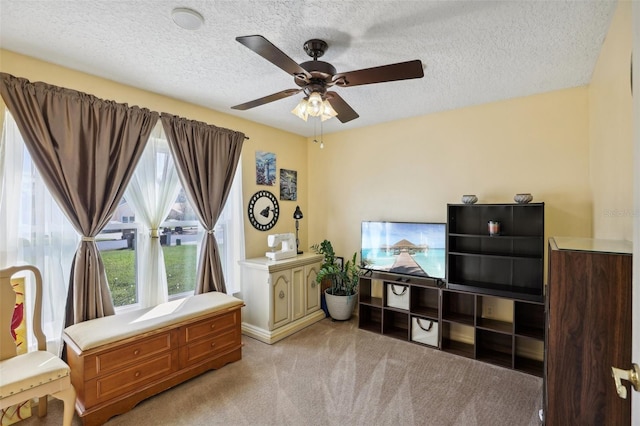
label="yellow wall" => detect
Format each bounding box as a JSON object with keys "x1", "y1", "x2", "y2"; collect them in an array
[
  {"x1": 0, "y1": 49, "x2": 308, "y2": 259},
  {"x1": 308, "y1": 88, "x2": 592, "y2": 265},
  {"x1": 307, "y1": 0, "x2": 631, "y2": 261},
  {"x1": 589, "y1": 0, "x2": 633, "y2": 240},
  {"x1": 2, "y1": 0, "x2": 630, "y2": 265}
]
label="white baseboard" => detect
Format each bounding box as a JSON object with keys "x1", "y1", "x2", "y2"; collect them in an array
[{"x1": 241, "y1": 310, "x2": 326, "y2": 344}]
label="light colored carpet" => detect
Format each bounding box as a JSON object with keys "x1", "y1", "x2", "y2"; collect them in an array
[{"x1": 21, "y1": 317, "x2": 542, "y2": 425}]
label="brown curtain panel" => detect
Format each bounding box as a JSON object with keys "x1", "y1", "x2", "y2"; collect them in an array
[
  {"x1": 0, "y1": 73, "x2": 158, "y2": 325},
  {"x1": 160, "y1": 113, "x2": 244, "y2": 294}
]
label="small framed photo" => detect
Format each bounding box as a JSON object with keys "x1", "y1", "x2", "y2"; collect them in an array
[{"x1": 335, "y1": 257, "x2": 344, "y2": 270}]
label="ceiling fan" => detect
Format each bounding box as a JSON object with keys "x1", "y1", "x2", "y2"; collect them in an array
[{"x1": 231, "y1": 35, "x2": 425, "y2": 123}]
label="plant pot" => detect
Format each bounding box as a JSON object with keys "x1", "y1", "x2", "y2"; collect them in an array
[{"x1": 324, "y1": 289, "x2": 358, "y2": 321}]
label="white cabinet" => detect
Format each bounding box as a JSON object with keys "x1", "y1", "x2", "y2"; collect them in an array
[{"x1": 238, "y1": 253, "x2": 325, "y2": 344}]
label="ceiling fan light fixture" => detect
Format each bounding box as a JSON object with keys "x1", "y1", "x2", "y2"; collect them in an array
[
  {"x1": 291, "y1": 98, "x2": 309, "y2": 121},
  {"x1": 320, "y1": 99, "x2": 338, "y2": 121},
  {"x1": 291, "y1": 92, "x2": 338, "y2": 122},
  {"x1": 307, "y1": 92, "x2": 323, "y2": 115},
  {"x1": 171, "y1": 7, "x2": 204, "y2": 30}
]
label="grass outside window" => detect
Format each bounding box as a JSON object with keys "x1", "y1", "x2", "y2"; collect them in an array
[{"x1": 102, "y1": 245, "x2": 197, "y2": 306}]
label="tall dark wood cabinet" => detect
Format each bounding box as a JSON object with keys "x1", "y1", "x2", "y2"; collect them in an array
[{"x1": 545, "y1": 237, "x2": 632, "y2": 425}]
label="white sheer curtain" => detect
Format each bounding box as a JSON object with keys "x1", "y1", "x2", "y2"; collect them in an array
[
  {"x1": 0, "y1": 110, "x2": 22, "y2": 267},
  {"x1": 0, "y1": 110, "x2": 78, "y2": 356},
  {"x1": 215, "y1": 163, "x2": 245, "y2": 295},
  {"x1": 124, "y1": 124, "x2": 181, "y2": 308}
]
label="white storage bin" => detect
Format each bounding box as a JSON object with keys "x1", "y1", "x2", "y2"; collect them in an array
[
  {"x1": 386, "y1": 283, "x2": 409, "y2": 310},
  {"x1": 411, "y1": 317, "x2": 439, "y2": 347}
]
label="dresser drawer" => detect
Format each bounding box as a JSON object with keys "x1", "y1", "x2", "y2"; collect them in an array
[
  {"x1": 181, "y1": 310, "x2": 239, "y2": 344},
  {"x1": 179, "y1": 327, "x2": 240, "y2": 368},
  {"x1": 84, "y1": 331, "x2": 176, "y2": 379},
  {"x1": 85, "y1": 350, "x2": 178, "y2": 406}
]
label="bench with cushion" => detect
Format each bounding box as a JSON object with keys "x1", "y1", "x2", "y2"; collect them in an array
[{"x1": 63, "y1": 292, "x2": 243, "y2": 426}]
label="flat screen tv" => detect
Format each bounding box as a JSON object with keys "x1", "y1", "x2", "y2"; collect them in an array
[{"x1": 361, "y1": 221, "x2": 446, "y2": 280}]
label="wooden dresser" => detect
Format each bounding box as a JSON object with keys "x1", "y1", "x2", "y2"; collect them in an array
[
  {"x1": 545, "y1": 237, "x2": 632, "y2": 425},
  {"x1": 63, "y1": 292, "x2": 243, "y2": 426}
]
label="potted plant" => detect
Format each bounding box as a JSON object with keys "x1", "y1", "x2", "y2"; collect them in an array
[{"x1": 312, "y1": 240, "x2": 361, "y2": 320}]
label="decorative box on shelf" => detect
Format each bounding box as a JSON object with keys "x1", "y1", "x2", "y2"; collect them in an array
[
  {"x1": 386, "y1": 283, "x2": 410, "y2": 310},
  {"x1": 411, "y1": 317, "x2": 438, "y2": 347}
]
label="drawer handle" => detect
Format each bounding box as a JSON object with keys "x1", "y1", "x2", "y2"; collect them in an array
[
  {"x1": 133, "y1": 349, "x2": 140, "y2": 356},
  {"x1": 210, "y1": 323, "x2": 216, "y2": 329},
  {"x1": 416, "y1": 318, "x2": 434, "y2": 332},
  {"x1": 279, "y1": 290, "x2": 285, "y2": 299},
  {"x1": 134, "y1": 371, "x2": 141, "y2": 378},
  {"x1": 211, "y1": 342, "x2": 216, "y2": 348},
  {"x1": 391, "y1": 285, "x2": 408, "y2": 296}
]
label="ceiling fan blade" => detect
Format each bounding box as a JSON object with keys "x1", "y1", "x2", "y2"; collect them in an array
[
  {"x1": 236, "y1": 35, "x2": 311, "y2": 80},
  {"x1": 325, "y1": 92, "x2": 359, "y2": 123},
  {"x1": 231, "y1": 88, "x2": 302, "y2": 110},
  {"x1": 333, "y1": 60, "x2": 424, "y2": 87}
]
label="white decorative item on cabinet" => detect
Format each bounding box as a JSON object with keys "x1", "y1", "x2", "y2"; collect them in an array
[{"x1": 238, "y1": 253, "x2": 325, "y2": 344}]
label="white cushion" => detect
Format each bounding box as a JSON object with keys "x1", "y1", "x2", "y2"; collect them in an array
[
  {"x1": 64, "y1": 292, "x2": 243, "y2": 351},
  {"x1": 0, "y1": 350, "x2": 70, "y2": 399}
]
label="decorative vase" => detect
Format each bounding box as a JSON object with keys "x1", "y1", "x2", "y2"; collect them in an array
[
  {"x1": 461, "y1": 195, "x2": 478, "y2": 204},
  {"x1": 324, "y1": 289, "x2": 358, "y2": 321},
  {"x1": 514, "y1": 193, "x2": 533, "y2": 204}
]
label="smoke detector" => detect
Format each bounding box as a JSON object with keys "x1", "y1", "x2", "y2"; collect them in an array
[{"x1": 171, "y1": 7, "x2": 204, "y2": 30}]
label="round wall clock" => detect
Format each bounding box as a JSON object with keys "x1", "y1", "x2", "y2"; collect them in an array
[{"x1": 247, "y1": 190, "x2": 280, "y2": 231}]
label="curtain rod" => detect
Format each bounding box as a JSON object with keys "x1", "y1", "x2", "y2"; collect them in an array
[{"x1": 1, "y1": 73, "x2": 252, "y2": 140}]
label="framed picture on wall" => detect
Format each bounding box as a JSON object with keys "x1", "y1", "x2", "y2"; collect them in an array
[
  {"x1": 280, "y1": 169, "x2": 297, "y2": 200},
  {"x1": 335, "y1": 257, "x2": 344, "y2": 270},
  {"x1": 256, "y1": 151, "x2": 276, "y2": 186}
]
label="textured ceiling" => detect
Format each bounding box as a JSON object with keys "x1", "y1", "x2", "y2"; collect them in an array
[{"x1": 0, "y1": 0, "x2": 617, "y2": 137}]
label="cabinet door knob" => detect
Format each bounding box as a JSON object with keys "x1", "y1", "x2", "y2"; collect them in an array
[
  {"x1": 311, "y1": 282, "x2": 316, "y2": 288},
  {"x1": 279, "y1": 290, "x2": 285, "y2": 299},
  {"x1": 612, "y1": 364, "x2": 640, "y2": 399}
]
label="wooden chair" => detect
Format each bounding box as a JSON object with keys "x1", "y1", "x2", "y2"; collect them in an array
[{"x1": 0, "y1": 265, "x2": 76, "y2": 426}]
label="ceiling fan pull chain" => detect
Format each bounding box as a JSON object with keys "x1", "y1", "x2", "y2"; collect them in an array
[{"x1": 313, "y1": 119, "x2": 318, "y2": 144}]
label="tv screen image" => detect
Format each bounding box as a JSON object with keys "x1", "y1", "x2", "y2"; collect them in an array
[{"x1": 361, "y1": 221, "x2": 446, "y2": 279}]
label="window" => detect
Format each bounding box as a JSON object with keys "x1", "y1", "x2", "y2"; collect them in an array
[
  {"x1": 99, "y1": 125, "x2": 245, "y2": 309},
  {"x1": 3, "y1": 110, "x2": 245, "y2": 323},
  {"x1": 99, "y1": 188, "x2": 203, "y2": 307},
  {"x1": 98, "y1": 218, "x2": 139, "y2": 307},
  {"x1": 161, "y1": 188, "x2": 198, "y2": 299}
]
